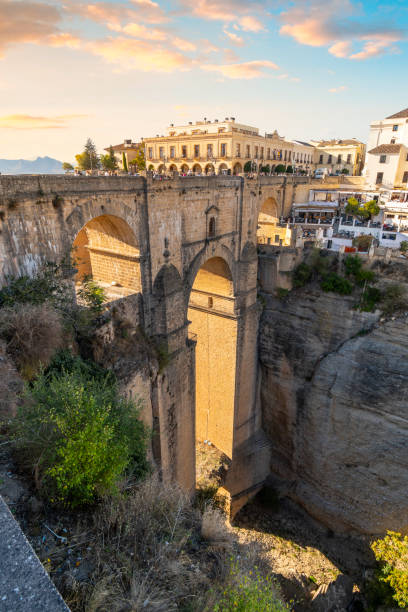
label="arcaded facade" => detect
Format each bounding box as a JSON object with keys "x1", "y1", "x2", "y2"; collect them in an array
[{"x1": 143, "y1": 118, "x2": 314, "y2": 175}]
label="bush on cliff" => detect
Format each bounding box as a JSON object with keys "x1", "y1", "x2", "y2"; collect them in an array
[
  {"x1": 371, "y1": 531, "x2": 408, "y2": 609},
  {"x1": 11, "y1": 355, "x2": 149, "y2": 507},
  {"x1": 321, "y1": 273, "x2": 353, "y2": 295},
  {"x1": 0, "y1": 303, "x2": 64, "y2": 380}
]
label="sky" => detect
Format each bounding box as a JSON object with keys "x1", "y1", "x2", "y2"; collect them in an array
[{"x1": 1, "y1": 0, "x2": 408, "y2": 162}]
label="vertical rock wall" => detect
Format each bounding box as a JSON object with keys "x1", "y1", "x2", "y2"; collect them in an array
[{"x1": 259, "y1": 287, "x2": 408, "y2": 534}]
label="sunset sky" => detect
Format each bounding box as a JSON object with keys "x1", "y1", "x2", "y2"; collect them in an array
[{"x1": 1, "y1": 0, "x2": 408, "y2": 162}]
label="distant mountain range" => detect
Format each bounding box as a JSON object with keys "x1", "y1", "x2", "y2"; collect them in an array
[{"x1": 0, "y1": 156, "x2": 63, "y2": 174}]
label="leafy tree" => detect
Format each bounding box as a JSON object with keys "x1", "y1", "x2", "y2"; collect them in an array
[
  {"x1": 400, "y1": 240, "x2": 408, "y2": 253},
  {"x1": 77, "y1": 276, "x2": 106, "y2": 314},
  {"x1": 129, "y1": 146, "x2": 146, "y2": 172},
  {"x1": 345, "y1": 197, "x2": 380, "y2": 221},
  {"x1": 286, "y1": 165, "x2": 293, "y2": 173},
  {"x1": 371, "y1": 531, "x2": 408, "y2": 609},
  {"x1": 352, "y1": 234, "x2": 373, "y2": 251},
  {"x1": 261, "y1": 164, "x2": 270, "y2": 174},
  {"x1": 122, "y1": 152, "x2": 128, "y2": 173},
  {"x1": 62, "y1": 162, "x2": 74, "y2": 172},
  {"x1": 100, "y1": 146, "x2": 118, "y2": 171},
  {"x1": 244, "y1": 161, "x2": 252, "y2": 172},
  {"x1": 75, "y1": 138, "x2": 100, "y2": 171},
  {"x1": 341, "y1": 168, "x2": 350, "y2": 174},
  {"x1": 275, "y1": 164, "x2": 286, "y2": 173},
  {"x1": 321, "y1": 273, "x2": 353, "y2": 295}
]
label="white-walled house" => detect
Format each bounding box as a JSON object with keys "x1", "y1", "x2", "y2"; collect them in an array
[{"x1": 365, "y1": 108, "x2": 408, "y2": 189}]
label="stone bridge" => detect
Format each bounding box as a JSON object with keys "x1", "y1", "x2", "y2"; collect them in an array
[{"x1": 0, "y1": 174, "x2": 311, "y2": 512}]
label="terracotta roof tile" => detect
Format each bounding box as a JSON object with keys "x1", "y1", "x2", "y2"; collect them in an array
[
  {"x1": 386, "y1": 108, "x2": 408, "y2": 119},
  {"x1": 368, "y1": 144, "x2": 403, "y2": 154}
]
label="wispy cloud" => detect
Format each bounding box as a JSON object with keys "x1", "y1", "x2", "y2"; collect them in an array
[
  {"x1": 0, "y1": 114, "x2": 88, "y2": 129},
  {"x1": 201, "y1": 59, "x2": 279, "y2": 79},
  {"x1": 223, "y1": 29, "x2": 245, "y2": 46},
  {"x1": 279, "y1": 0, "x2": 404, "y2": 60},
  {"x1": 328, "y1": 85, "x2": 347, "y2": 93},
  {"x1": 88, "y1": 37, "x2": 192, "y2": 72}
]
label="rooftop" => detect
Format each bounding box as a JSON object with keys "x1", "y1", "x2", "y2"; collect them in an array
[
  {"x1": 386, "y1": 108, "x2": 408, "y2": 119},
  {"x1": 316, "y1": 139, "x2": 362, "y2": 147},
  {"x1": 368, "y1": 144, "x2": 403, "y2": 154}
]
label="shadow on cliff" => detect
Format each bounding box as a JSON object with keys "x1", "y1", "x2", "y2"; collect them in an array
[{"x1": 233, "y1": 492, "x2": 376, "y2": 611}]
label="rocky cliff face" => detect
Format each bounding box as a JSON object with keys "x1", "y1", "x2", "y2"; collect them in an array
[{"x1": 259, "y1": 286, "x2": 408, "y2": 534}]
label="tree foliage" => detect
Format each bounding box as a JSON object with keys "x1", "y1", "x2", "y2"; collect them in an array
[
  {"x1": 371, "y1": 531, "x2": 408, "y2": 609},
  {"x1": 62, "y1": 162, "x2": 74, "y2": 172},
  {"x1": 12, "y1": 358, "x2": 149, "y2": 507},
  {"x1": 128, "y1": 146, "x2": 146, "y2": 171},
  {"x1": 345, "y1": 197, "x2": 380, "y2": 221},
  {"x1": 244, "y1": 161, "x2": 252, "y2": 172},
  {"x1": 75, "y1": 137, "x2": 100, "y2": 171},
  {"x1": 122, "y1": 152, "x2": 128, "y2": 173},
  {"x1": 100, "y1": 145, "x2": 118, "y2": 171}
]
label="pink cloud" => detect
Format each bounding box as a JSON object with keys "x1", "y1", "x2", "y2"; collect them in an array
[
  {"x1": 201, "y1": 59, "x2": 279, "y2": 79},
  {"x1": 279, "y1": 0, "x2": 404, "y2": 60},
  {"x1": 223, "y1": 29, "x2": 245, "y2": 46},
  {"x1": 88, "y1": 37, "x2": 192, "y2": 72},
  {"x1": 239, "y1": 16, "x2": 265, "y2": 32},
  {"x1": 0, "y1": 114, "x2": 87, "y2": 129}
]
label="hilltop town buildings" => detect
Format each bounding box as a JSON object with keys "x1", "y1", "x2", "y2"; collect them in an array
[
  {"x1": 142, "y1": 118, "x2": 319, "y2": 175},
  {"x1": 104, "y1": 139, "x2": 143, "y2": 170},
  {"x1": 311, "y1": 139, "x2": 365, "y2": 176}
]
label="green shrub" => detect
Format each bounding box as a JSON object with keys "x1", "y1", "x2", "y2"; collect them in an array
[
  {"x1": 352, "y1": 234, "x2": 373, "y2": 251},
  {"x1": 381, "y1": 284, "x2": 407, "y2": 315},
  {"x1": 371, "y1": 531, "x2": 408, "y2": 609},
  {"x1": 321, "y1": 273, "x2": 353, "y2": 295},
  {"x1": 400, "y1": 241, "x2": 408, "y2": 253},
  {"x1": 359, "y1": 286, "x2": 381, "y2": 312},
  {"x1": 344, "y1": 255, "x2": 376, "y2": 286},
  {"x1": 12, "y1": 358, "x2": 149, "y2": 506},
  {"x1": 276, "y1": 288, "x2": 289, "y2": 300},
  {"x1": 213, "y1": 561, "x2": 288, "y2": 611},
  {"x1": 77, "y1": 276, "x2": 107, "y2": 314},
  {"x1": 0, "y1": 260, "x2": 74, "y2": 309},
  {"x1": 293, "y1": 263, "x2": 312, "y2": 287}
]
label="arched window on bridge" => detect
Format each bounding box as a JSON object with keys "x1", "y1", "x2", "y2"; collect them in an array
[{"x1": 208, "y1": 216, "x2": 216, "y2": 238}]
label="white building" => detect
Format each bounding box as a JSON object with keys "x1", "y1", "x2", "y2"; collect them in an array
[{"x1": 365, "y1": 108, "x2": 408, "y2": 189}]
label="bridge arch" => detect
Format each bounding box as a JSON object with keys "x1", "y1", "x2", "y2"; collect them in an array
[
  {"x1": 72, "y1": 214, "x2": 141, "y2": 300},
  {"x1": 187, "y1": 255, "x2": 237, "y2": 461},
  {"x1": 257, "y1": 196, "x2": 280, "y2": 243}
]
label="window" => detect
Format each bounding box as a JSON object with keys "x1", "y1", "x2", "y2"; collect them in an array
[
  {"x1": 246, "y1": 144, "x2": 250, "y2": 158},
  {"x1": 148, "y1": 147, "x2": 153, "y2": 159},
  {"x1": 221, "y1": 143, "x2": 227, "y2": 157},
  {"x1": 380, "y1": 154, "x2": 386, "y2": 163},
  {"x1": 218, "y1": 127, "x2": 225, "y2": 133},
  {"x1": 319, "y1": 154, "x2": 323, "y2": 164},
  {"x1": 406, "y1": 153, "x2": 408, "y2": 161},
  {"x1": 208, "y1": 297, "x2": 213, "y2": 309},
  {"x1": 376, "y1": 172, "x2": 384, "y2": 184},
  {"x1": 391, "y1": 139, "x2": 396, "y2": 144},
  {"x1": 260, "y1": 147, "x2": 264, "y2": 159},
  {"x1": 182, "y1": 145, "x2": 187, "y2": 158},
  {"x1": 267, "y1": 148, "x2": 270, "y2": 159},
  {"x1": 207, "y1": 144, "x2": 213, "y2": 158},
  {"x1": 284, "y1": 150, "x2": 287, "y2": 161},
  {"x1": 328, "y1": 154, "x2": 332, "y2": 163},
  {"x1": 393, "y1": 125, "x2": 399, "y2": 131},
  {"x1": 347, "y1": 154, "x2": 351, "y2": 163},
  {"x1": 403, "y1": 171, "x2": 408, "y2": 183},
  {"x1": 170, "y1": 146, "x2": 175, "y2": 158},
  {"x1": 275, "y1": 235, "x2": 280, "y2": 244},
  {"x1": 236, "y1": 143, "x2": 241, "y2": 157},
  {"x1": 159, "y1": 147, "x2": 165, "y2": 159},
  {"x1": 208, "y1": 216, "x2": 216, "y2": 237},
  {"x1": 279, "y1": 149, "x2": 282, "y2": 160},
  {"x1": 194, "y1": 144, "x2": 200, "y2": 158},
  {"x1": 288, "y1": 151, "x2": 292, "y2": 161},
  {"x1": 337, "y1": 154, "x2": 342, "y2": 164},
  {"x1": 255, "y1": 146, "x2": 259, "y2": 158}
]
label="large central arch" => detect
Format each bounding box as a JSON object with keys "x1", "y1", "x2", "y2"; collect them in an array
[{"x1": 188, "y1": 256, "x2": 237, "y2": 458}]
